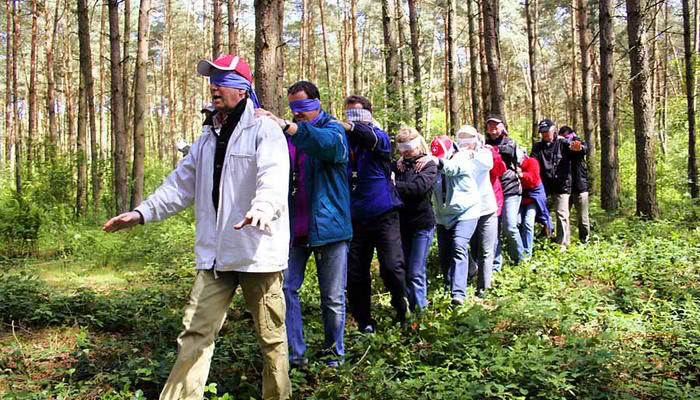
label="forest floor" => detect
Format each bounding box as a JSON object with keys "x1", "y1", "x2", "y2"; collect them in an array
[{"x1": 1, "y1": 199, "x2": 699, "y2": 400}]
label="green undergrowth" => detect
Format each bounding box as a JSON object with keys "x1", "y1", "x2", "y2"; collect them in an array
[{"x1": 1, "y1": 197, "x2": 698, "y2": 399}]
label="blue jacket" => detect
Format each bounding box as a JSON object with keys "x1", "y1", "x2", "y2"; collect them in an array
[
  {"x1": 290, "y1": 111, "x2": 353, "y2": 247},
  {"x1": 347, "y1": 122, "x2": 402, "y2": 219},
  {"x1": 432, "y1": 148, "x2": 493, "y2": 229}
]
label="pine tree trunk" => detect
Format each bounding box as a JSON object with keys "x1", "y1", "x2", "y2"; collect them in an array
[
  {"x1": 382, "y1": 0, "x2": 400, "y2": 135},
  {"x1": 351, "y1": 0, "x2": 359, "y2": 93},
  {"x1": 78, "y1": 0, "x2": 100, "y2": 214},
  {"x1": 8, "y1": 0, "x2": 22, "y2": 194},
  {"x1": 482, "y1": 0, "x2": 504, "y2": 119},
  {"x1": 447, "y1": 0, "x2": 458, "y2": 133},
  {"x1": 123, "y1": 0, "x2": 132, "y2": 164},
  {"x1": 599, "y1": 0, "x2": 618, "y2": 210},
  {"x1": 254, "y1": 0, "x2": 284, "y2": 113},
  {"x1": 77, "y1": 75, "x2": 87, "y2": 216},
  {"x1": 28, "y1": 0, "x2": 38, "y2": 175},
  {"x1": 46, "y1": 0, "x2": 60, "y2": 163},
  {"x1": 407, "y1": 0, "x2": 423, "y2": 133},
  {"x1": 626, "y1": 0, "x2": 659, "y2": 217},
  {"x1": 99, "y1": 1, "x2": 106, "y2": 158},
  {"x1": 319, "y1": 0, "x2": 333, "y2": 112},
  {"x1": 570, "y1": 0, "x2": 578, "y2": 127},
  {"x1": 299, "y1": 0, "x2": 306, "y2": 79},
  {"x1": 576, "y1": 0, "x2": 595, "y2": 193},
  {"x1": 478, "y1": 0, "x2": 490, "y2": 119},
  {"x1": 131, "y1": 0, "x2": 151, "y2": 209},
  {"x1": 227, "y1": 0, "x2": 238, "y2": 54},
  {"x1": 12, "y1": 0, "x2": 21, "y2": 193},
  {"x1": 467, "y1": 0, "x2": 480, "y2": 127},
  {"x1": 683, "y1": 0, "x2": 699, "y2": 198},
  {"x1": 213, "y1": 0, "x2": 222, "y2": 58},
  {"x1": 525, "y1": 0, "x2": 539, "y2": 145},
  {"x1": 109, "y1": 0, "x2": 128, "y2": 214},
  {"x1": 396, "y1": 0, "x2": 408, "y2": 113},
  {"x1": 4, "y1": 0, "x2": 11, "y2": 166}
]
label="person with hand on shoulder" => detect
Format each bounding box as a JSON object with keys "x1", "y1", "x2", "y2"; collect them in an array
[
  {"x1": 338, "y1": 95, "x2": 407, "y2": 332},
  {"x1": 392, "y1": 127, "x2": 437, "y2": 312},
  {"x1": 418, "y1": 129, "x2": 493, "y2": 305},
  {"x1": 256, "y1": 81, "x2": 351, "y2": 367},
  {"x1": 531, "y1": 119, "x2": 585, "y2": 251}
]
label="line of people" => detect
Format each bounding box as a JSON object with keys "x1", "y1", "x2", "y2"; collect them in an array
[{"x1": 103, "y1": 54, "x2": 591, "y2": 400}]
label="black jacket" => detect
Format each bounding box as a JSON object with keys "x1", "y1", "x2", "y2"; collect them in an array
[
  {"x1": 532, "y1": 136, "x2": 587, "y2": 195},
  {"x1": 486, "y1": 134, "x2": 522, "y2": 197},
  {"x1": 569, "y1": 136, "x2": 589, "y2": 193},
  {"x1": 392, "y1": 155, "x2": 438, "y2": 231}
]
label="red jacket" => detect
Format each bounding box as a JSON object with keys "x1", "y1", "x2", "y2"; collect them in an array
[
  {"x1": 520, "y1": 156, "x2": 542, "y2": 205},
  {"x1": 489, "y1": 146, "x2": 507, "y2": 216}
]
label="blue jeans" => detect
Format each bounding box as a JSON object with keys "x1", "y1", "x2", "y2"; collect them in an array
[
  {"x1": 437, "y1": 219, "x2": 478, "y2": 301},
  {"x1": 401, "y1": 227, "x2": 434, "y2": 312},
  {"x1": 284, "y1": 240, "x2": 348, "y2": 365},
  {"x1": 519, "y1": 202, "x2": 537, "y2": 258},
  {"x1": 494, "y1": 195, "x2": 525, "y2": 269},
  {"x1": 469, "y1": 212, "x2": 498, "y2": 290}
]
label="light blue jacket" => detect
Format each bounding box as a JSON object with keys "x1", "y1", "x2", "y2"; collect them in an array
[{"x1": 432, "y1": 148, "x2": 493, "y2": 229}]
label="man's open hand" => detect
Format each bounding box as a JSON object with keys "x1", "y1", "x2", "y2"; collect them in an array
[
  {"x1": 234, "y1": 208, "x2": 273, "y2": 234},
  {"x1": 103, "y1": 211, "x2": 141, "y2": 232}
]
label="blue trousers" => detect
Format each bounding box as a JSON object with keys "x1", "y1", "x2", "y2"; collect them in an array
[
  {"x1": 437, "y1": 218, "x2": 478, "y2": 301},
  {"x1": 401, "y1": 227, "x2": 434, "y2": 311},
  {"x1": 283, "y1": 240, "x2": 348, "y2": 365}
]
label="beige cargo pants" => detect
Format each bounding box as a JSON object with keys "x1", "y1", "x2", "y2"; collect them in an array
[{"x1": 160, "y1": 269, "x2": 291, "y2": 400}]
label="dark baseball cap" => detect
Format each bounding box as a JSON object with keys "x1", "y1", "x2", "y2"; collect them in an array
[
  {"x1": 538, "y1": 119, "x2": 555, "y2": 133},
  {"x1": 486, "y1": 114, "x2": 504, "y2": 124}
]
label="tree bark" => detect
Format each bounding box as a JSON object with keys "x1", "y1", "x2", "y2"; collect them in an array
[
  {"x1": 299, "y1": 0, "x2": 307, "y2": 79},
  {"x1": 78, "y1": 0, "x2": 100, "y2": 214},
  {"x1": 255, "y1": 0, "x2": 284, "y2": 113},
  {"x1": 319, "y1": 0, "x2": 333, "y2": 112},
  {"x1": 467, "y1": 0, "x2": 479, "y2": 127},
  {"x1": 407, "y1": 0, "x2": 423, "y2": 133},
  {"x1": 351, "y1": 0, "x2": 359, "y2": 93},
  {"x1": 131, "y1": 0, "x2": 151, "y2": 209},
  {"x1": 525, "y1": 0, "x2": 539, "y2": 145},
  {"x1": 599, "y1": 0, "x2": 618, "y2": 211},
  {"x1": 626, "y1": 0, "x2": 659, "y2": 217},
  {"x1": 77, "y1": 74, "x2": 87, "y2": 216},
  {"x1": 447, "y1": 0, "x2": 458, "y2": 132},
  {"x1": 381, "y1": 0, "x2": 400, "y2": 135},
  {"x1": 28, "y1": 0, "x2": 38, "y2": 175},
  {"x1": 482, "y1": 0, "x2": 504, "y2": 119},
  {"x1": 109, "y1": 0, "x2": 128, "y2": 214},
  {"x1": 477, "y1": 0, "x2": 490, "y2": 119},
  {"x1": 4, "y1": 0, "x2": 11, "y2": 166},
  {"x1": 576, "y1": 0, "x2": 595, "y2": 193},
  {"x1": 123, "y1": 0, "x2": 132, "y2": 164},
  {"x1": 12, "y1": 0, "x2": 21, "y2": 193},
  {"x1": 683, "y1": 0, "x2": 699, "y2": 198},
  {"x1": 213, "y1": 0, "x2": 222, "y2": 58},
  {"x1": 99, "y1": 1, "x2": 106, "y2": 157},
  {"x1": 570, "y1": 0, "x2": 578, "y2": 128},
  {"x1": 227, "y1": 0, "x2": 238, "y2": 54}
]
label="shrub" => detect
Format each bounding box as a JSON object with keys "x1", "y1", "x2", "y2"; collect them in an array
[{"x1": 0, "y1": 192, "x2": 42, "y2": 256}]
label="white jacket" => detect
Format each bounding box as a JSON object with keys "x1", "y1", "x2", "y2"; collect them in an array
[{"x1": 135, "y1": 99, "x2": 290, "y2": 272}]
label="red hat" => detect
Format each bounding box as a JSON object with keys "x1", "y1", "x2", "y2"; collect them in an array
[
  {"x1": 197, "y1": 54, "x2": 253, "y2": 83},
  {"x1": 431, "y1": 135, "x2": 455, "y2": 159}
]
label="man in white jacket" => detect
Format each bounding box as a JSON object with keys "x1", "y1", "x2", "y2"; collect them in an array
[{"x1": 103, "y1": 55, "x2": 291, "y2": 400}]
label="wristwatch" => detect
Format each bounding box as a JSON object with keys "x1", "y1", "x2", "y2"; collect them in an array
[{"x1": 282, "y1": 120, "x2": 291, "y2": 133}]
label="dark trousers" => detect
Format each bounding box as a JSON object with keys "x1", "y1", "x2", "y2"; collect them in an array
[{"x1": 347, "y1": 210, "x2": 407, "y2": 328}]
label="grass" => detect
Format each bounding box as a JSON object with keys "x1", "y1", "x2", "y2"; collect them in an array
[{"x1": 1, "y1": 205, "x2": 698, "y2": 399}]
